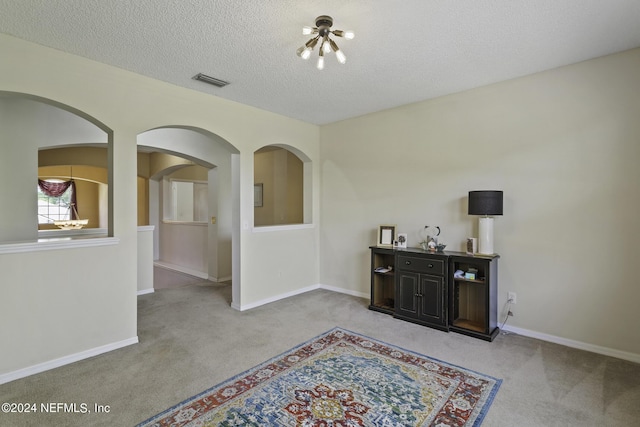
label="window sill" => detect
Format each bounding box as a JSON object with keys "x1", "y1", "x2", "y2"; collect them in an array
[
  {"x1": 0, "y1": 236, "x2": 119, "y2": 255},
  {"x1": 38, "y1": 228, "x2": 108, "y2": 238},
  {"x1": 162, "y1": 220, "x2": 208, "y2": 226},
  {"x1": 252, "y1": 223, "x2": 315, "y2": 233}
]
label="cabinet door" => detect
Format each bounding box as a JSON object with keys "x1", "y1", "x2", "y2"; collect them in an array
[
  {"x1": 396, "y1": 271, "x2": 419, "y2": 318},
  {"x1": 420, "y1": 274, "x2": 445, "y2": 325}
]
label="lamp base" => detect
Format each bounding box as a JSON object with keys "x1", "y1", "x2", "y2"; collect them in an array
[{"x1": 478, "y1": 217, "x2": 494, "y2": 255}]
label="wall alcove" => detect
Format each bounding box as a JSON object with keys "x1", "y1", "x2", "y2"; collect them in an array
[{"x1": 0, "y1": 92, "x2": 112, "y2": 243}]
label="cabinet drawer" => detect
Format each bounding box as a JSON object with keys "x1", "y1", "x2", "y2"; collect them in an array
[{"x1": 397, "y1": 255, "x2": 445, "y2": 275}]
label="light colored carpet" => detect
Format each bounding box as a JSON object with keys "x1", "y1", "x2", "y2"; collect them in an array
[
  {"x1": 1, "y1": 270, "x2": 639, "y2": 426},
  {"x1": 152, "y1": 265, "x2": 206, "y2": 289}
]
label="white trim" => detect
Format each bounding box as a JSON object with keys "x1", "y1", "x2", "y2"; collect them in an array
[
  {"x1": 502, "y1": 325, "x2": 640, "y2": 364},
  {"x1": 209, "y1": 275, "x2": 232, "y2": 283},
  {"x1": 0, "y1": 336, "x2": 138, "y2": 385},
  {"x1": 232, "y1": 284, "x2": 368, "y2": 312},
  {"x1": 0, "y1": 237, "x2": 119, "y2": 255},
  {"x1": 154, "y1": 261, "x2": 208, "y2": 279},
  {"x1": 252, "y1": 223, "x2": 314, "y2": 233},
  {"x1": 137, "y1": 225, "x2": 155, "y2": 232},
  {"x1": 235, "y1": 284, "x2": 321, "y2": 311},
  {"x1": 319, "y1": 284, "x2": 369, "y2": 299},
  {"x1": 137, "y1": 288, "x2": 155, "y2": 296},
  {"x1": 161, "y1": 220, "x2": 207, "y2": 226},
  {"x1": 38, "y1": 228, "x2": 108, "y2": 238},
  {"x1": 231, "y1": 284, "x2": 640, "y2": 364}
]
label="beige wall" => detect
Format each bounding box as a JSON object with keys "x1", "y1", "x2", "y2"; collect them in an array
[
  {"x1": 254, "y1": 148, "x2": 304, "y2": 226},
  {"x1": 167, "y1": 164, "x2": 209, "y2": 181},
  {"x1": 286, "y1": 151, "x2": 304, "y2": 224},
  {"x1": 137, "y1": 176, "x2": 148, "y2": 226},
  {"x1": 39, "y1": 146, "x2": 108, "y2": 169},
  {"x1": 320, "y1": 48, "x2": 640, "y2": 359},
  {"x1": 0, "y1": 33, "x2": 320, "y2": 380},
  {"x1": 137, "y1": 152, "x2": 150, "y2": 225}
]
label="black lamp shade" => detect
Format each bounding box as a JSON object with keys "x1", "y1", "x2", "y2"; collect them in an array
[{"x1": 468, "y1": 191, "x2": 503, "y2": 216}]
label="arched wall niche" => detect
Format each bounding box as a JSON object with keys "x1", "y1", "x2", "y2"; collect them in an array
[
  {"x1": 137, "y1": 126, "x2": 240, "y2": 296},
  {"x1": 0, "y1": 91, "x2": 113, "y2": 242},
  {"x1": 253, "y1": 143, "x2": 312, "y2": 227}
]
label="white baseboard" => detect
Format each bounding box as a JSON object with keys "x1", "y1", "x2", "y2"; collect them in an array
[
  {"x1": 501, "y1": 325, "x2": 640, "y2": 364},
  {"x1": 154, "y1": 261, "x2": 208, "y2": 279},
  {"x1": 137, "y1": 288, "x2": 154, "y2": 296},
  {"x1": 209, "y1": 275, "x2": 232, "y2": 283},
  {"x1": 226, "y1": 284, "x2": 640, "y2": 364},
  {"x1": 0, "y1": 336, "x2": 139, "y2": 385},
  {"x1": 232, "y1": 283, "x2": 367, "y2": 312},
  {"x1": 235, "y1": 284, "x2": 321, "y2": 311},
  {"x1": 319, "y1": 284, "x2": 369, "y2": 299}
]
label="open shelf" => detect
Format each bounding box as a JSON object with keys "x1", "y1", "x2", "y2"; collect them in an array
[
  {"x1": 370, "y1": 247, "x2": 396, "y2": 312},
  {"x1": 369, "y1": 301, "x2": 395, "y2": 315},
  {"x1": 452, "y1": 318, "x2": 484, "y2": 333},
  {"x1": 454, "y1": 277, "x2": 486, "y2": 285},
  {"x1": 450, "y1": 254, "x2": 498, "y2": 341},
  {"x1": 374, "y1": 271, "x2": 395, "y2": 277}
]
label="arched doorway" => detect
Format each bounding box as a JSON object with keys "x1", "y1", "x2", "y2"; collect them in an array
[{"x1": 137, "y1": 127, "x2": 240, "y2": 304}]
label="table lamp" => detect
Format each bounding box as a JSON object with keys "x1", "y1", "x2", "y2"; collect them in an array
[{"x1": 468, "y1": 190, "x2": 503, "y2": 255}]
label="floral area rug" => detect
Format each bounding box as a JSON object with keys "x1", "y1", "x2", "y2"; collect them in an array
[{"x1": 137, "y1": 328, "x2": 501, "y2": 426}]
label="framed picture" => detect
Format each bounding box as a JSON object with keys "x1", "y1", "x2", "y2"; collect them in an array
[
  {"x1": 394, "y1": 233, "x2": 408, "y2": 249},
  {"x1": 377, "y1": 224, "x2": 396, "y2": 247},
  {"x1": 254, "y1": 183, "x2": 263, "y2": 207}
]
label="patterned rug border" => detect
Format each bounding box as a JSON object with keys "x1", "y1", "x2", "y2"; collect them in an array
[{"x1": 137, "y1": 327, "x2": 502, "y2": 426}]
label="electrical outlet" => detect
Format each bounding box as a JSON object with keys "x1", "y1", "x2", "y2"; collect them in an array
[{"x1": 508, "y1": 292, "x2": 517, "y2": 304}]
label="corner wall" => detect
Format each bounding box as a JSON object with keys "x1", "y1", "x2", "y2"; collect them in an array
[{"x1": 320, "y1": 49, "x2": 640, "y2": 360}]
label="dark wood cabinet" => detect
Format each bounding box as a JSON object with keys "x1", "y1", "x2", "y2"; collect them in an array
[
  {"x1": 395, "y1": 253, "x2": 448, "y2": 331},
  {"x1": 449, "y1": 254, "x2": 499, "y2": 341},
  {"x1": 369, "y1": 247, "x2": 396, "y2": 315},
  {"x1": 369, "y1": 246, "x2": 500, "y2": 341}
]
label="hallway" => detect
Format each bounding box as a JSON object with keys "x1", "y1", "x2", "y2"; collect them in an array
[{"x1": 152, "y1": 265, "x2": 207, "y2": 290}]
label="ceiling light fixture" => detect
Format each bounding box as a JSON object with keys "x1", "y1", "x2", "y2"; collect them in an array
[{"x1": 296, "y1": 15, "x2": 354, "y2": 70}]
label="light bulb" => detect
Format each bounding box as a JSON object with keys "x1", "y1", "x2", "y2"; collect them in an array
[
  {"x1": 322, "y1": 39, "x2": 331, "y2": 53},
  {"x1": 329, "y1": 38, "x2": 345, "y2": 63},
  {"x1": 298, "y1": 36, "x2": 319, "y2": 60},
  {"x1": 332, "y1": 30, "x2": 355, "y2": 39},
  {"x1": 317, "y1": 55, "x2": 325, "y2": 70},
  {"x1": 302, "y1": 26, "x2": 313, "y2": 35}
]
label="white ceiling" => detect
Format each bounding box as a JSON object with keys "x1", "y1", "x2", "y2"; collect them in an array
[{"x1": 1, "y1": 0, "x2": 639, "y2": 125}]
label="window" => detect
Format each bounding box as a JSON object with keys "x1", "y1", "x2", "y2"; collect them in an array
[
  {"x1": 165, "y1": 179, "x2": 208, "y2": 222},
  {"x1": 37, "y1": 179, "x2": 73, "y2": 224}
]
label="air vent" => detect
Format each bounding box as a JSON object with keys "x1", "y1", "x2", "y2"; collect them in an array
[{"x1": 193, "y1": 73, "x2": 229, "y2": 88}]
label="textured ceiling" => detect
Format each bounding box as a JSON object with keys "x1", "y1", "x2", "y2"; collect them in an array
[{"x1": 1, "y1": 0, "x2": 640, "y2": 125}]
